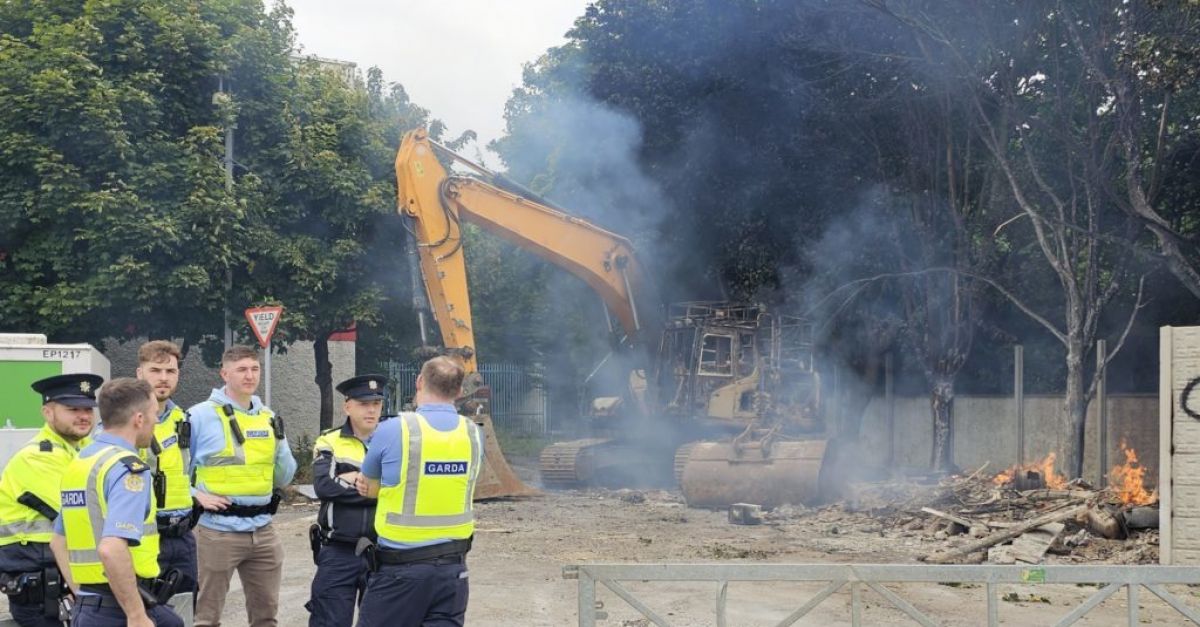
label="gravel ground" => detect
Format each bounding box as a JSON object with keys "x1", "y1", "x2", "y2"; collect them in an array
[{"x1": 5, "y1": 488, "x2": 1192, "y2": 625}]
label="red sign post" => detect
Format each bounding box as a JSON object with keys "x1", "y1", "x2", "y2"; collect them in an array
[{"x1": 244, "y1": 306, "x2": 283, "y2": 405}]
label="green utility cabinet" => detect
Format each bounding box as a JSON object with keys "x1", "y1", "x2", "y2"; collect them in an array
[{"x1": 0, "y1": 334, "x2": 110, "y2": 428}]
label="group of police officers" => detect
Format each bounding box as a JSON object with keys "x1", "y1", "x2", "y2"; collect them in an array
[{"x1": 0, "y1": 340, "x2": 483, "y2": 627}]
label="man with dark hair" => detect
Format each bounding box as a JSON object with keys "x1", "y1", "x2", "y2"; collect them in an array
[
  {"x1": 305, "y1": 374, "x2": 388, "y2": 627},
  {"x1": 355, "y1": 356, "x2": 482, "y2": 627},
  {"x1": 0, "y1": 373, "x2": 100, "y2": 626},
  {"x1": 187, "y1": 345, "x2": 296, "y2": 627},
  {"x1": 50, "y1": 378, "x2": 183, "y2": 627},
  {"x1": 135, "y1": 340, "x2": 203, "y2": 598}
]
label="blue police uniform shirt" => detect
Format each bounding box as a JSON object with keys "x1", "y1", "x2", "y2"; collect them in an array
[
  {"x1": 186, "y1": 387, "x2": 297, "y2": 533},
  {"x1": 361, "y1": 403, "x2": 479, "y2": 550},
  {"x1": 54, "y1": 432, "x2": 153, "y2": 545}
]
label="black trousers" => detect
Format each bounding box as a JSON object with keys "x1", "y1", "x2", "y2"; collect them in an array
[
  {"x1": 306, "y1": 542, "x2": 370, "y2": 627},
  {"x1": 72, "y1": 601, "x2": 183, "y2": 626},
  {"x1": 355, "y1": 558, "x2": 468, "y2": 627},
  {"x1": 157, "y1": 530, "x2": 197, "y2": 595},
  {"x1": 0, "y1": 543, "x2": 59, "y2": 627},
  {"x1": 8, "y1": 599, "x2": 59, "y2": 627}
]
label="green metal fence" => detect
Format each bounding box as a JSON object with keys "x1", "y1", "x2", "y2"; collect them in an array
[{"x1": 383, "y1": 361, "x2": 550, "y2": 435}]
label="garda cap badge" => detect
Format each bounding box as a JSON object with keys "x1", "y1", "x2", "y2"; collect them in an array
[
  {"x1": 368, "y1": 380, "x2": 378, "y2": 390},
  {"x1": 80, "y1": 380, "x2": 92, "y2": 393}
]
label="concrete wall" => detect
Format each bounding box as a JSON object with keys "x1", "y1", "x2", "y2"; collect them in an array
[
  {"x1": 855, "y1": 393, "x2": 1158, "y2": 486},
  {"x1": 1161, "y1": 326, "x2": 1200, "y2": 565},
  {"x1": 104, "y1": 338, "x2": 355, "y2": 444}
]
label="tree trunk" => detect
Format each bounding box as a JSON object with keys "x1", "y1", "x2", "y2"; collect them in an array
[
  {"x1": 929, "y1": 373, "x2": 955, "y2": 472},
  {"x1": 315, "y1": 333, "x2": 334, "y2": 431},
  {"x1": 1062, "y1": 340, "x2": 1087, "y2": 479}
]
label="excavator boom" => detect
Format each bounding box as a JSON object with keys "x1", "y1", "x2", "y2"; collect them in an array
[{"x1": 395, "y1": 128, "x2": 648, "y2": 498}]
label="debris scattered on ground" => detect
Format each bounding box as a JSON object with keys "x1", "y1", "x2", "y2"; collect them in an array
[
  {"x1": 552, "y1": 462, "x2": 1158, "y2": 567},
  {"x1": 843, "y1": 461, "x2": 1162, "y2": 565},
  {"x1": 728, "y1": 503, "x2": 764, "y2": 525}
]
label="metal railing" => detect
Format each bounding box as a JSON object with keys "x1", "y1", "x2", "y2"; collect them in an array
[
  {"x1": 564, "y1": 563, "x2": 1200, "y2": 627},
  {"x1": 384, "y1": 361, "x2": 551, "y2": 435}
]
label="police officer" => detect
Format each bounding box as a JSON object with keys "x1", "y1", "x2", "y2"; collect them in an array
[
  {"x1": 0, "y1": 373, "x2": 100, "y2": 627},
  {"x1": 187, "y1": 345, "x2": 296, "y2": 627},
  {"x1": 355, "y1": 357, "x2": 483, "y2": 627},
  {"x1": 50, "y1": 378, "x2": 183, "y2": 627},
  {"x1": 135, "y1": 341, "x2": 198, "y2": 596},
  {"x1": 305, "y1": 374, "x2": 388, "y2": 627}
]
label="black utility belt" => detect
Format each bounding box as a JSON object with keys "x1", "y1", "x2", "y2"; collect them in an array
[
  {"x1": 157, "y1": 515, "x2": 193, "y2": 537},
  {"x1": 80, "y1": 579, "x2": 157, "y2": 596},
  {"x1": 0, "y1": 567, "x2": 63, "y2": 616},
  {"x1": 209, "y1": 491, "x2": 283, "y2": 518},
  {"x1": 80, "y1": 571, "x2": 180, "y2": 609},
  {"x1": 325, "y1": 533, "x2": 372, "y2": 546},
  {"x1": 374, "y1": 537, "x2": 472, "y2": 566}
]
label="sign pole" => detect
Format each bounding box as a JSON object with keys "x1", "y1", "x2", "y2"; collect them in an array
[{"x1": 265, "y1": 342, "x2": 272, "y2": 408}]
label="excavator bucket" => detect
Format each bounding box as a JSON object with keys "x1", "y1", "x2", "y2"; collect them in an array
[
  {"x1": 471, "y1": 413, "x2": 539, "y2": 499},
  {"x1": 678, "y1": 439, "x2": 829, "y2": 510}
]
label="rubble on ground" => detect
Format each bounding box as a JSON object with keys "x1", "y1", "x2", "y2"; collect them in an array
[
  {"x1": 779, "y1": 461, "x2": 1158, "y2": 565},
  {"x1": 707, "y1": 459, "x2": 1160, "y2": 565}
]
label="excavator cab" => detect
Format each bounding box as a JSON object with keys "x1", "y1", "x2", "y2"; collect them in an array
[{"x1": 662, "y1": 304, "x2": 833, "y2": 509}]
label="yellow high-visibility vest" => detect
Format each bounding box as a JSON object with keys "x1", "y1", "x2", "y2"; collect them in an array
[
  {"x1": 0, "y1": 426, "x2": 87, "y2": 546},
  {"x1": 60, "y1": 445, "x2": 160, "y2": 583},
  {"x1": 194, "y1": 402, "x2": 277, "y2": 497},
  {"x1": 141, "y1": 404, "x2": 192, "y2": 511},
  {"x1": 313, "y1": 426, "x2": 367, "y2": 472},
  {"x1": 374, "y1": 413, "x2": 482, "y2": 544}
]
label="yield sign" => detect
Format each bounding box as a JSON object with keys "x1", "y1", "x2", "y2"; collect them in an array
[{"x1": 244, "y1": 306, "x2": 283, "y2": 348}]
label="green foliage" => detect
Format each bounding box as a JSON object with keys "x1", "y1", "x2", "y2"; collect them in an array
[
  {"x1": 290, "y1": 431, "x2": 314, "y2": 484},
  {"x1": 0, "y1": 0, "x2": 428, "y2": 369},
  {"x1": 0, "y1": 0, "x2": 249, "y2": 347}
]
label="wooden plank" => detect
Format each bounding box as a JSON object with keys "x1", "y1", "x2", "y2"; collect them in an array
[
  {"x1": 925, "y1": 504, "x2": 1087, "y2": 564},
  {"x1": 1009, "y1": 523, "x2": 1065, "y2": 564},
  {"x1": 921, "y1": 507, "x2": 976, "y2": 529}
]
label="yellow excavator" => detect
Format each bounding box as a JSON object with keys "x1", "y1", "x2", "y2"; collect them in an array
[{"x1": 395, "y1": 127, "x2": 834, "y2": 508}]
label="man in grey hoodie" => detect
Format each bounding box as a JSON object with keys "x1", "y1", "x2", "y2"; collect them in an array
[{"x1": 187, "y1": 345, "x2": 297, "y2": 627}]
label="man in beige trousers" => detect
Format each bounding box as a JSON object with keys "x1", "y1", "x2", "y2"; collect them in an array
[{"x1": 187, "y1": 345, "x2": 297, "y2": 626}]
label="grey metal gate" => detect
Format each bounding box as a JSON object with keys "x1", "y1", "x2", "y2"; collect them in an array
[
  {"x1": 384, "y1": 361, "x2": 550, "y2": 435},
  {"x1": 564, "y1": 563, "x2": 1200, "y2": 626}
]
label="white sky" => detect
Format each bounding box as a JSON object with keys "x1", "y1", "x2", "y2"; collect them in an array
[{"x1": 283, "y1": 0, "x2": 590, "y2": 166}]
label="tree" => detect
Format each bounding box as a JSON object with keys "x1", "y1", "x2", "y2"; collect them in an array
[
  {"x1": 232, "y1": 45, "x2": 428, "y2": 429},
  {"x1": 1060, "y1": 0, "x2": 1200, "y2": 299},
  {"x1": 868, "y1": 0, "x2": 1149, "y2": 477},
  {"x1": 0, "y1": 0, "x2": 258, "y2": 352}
]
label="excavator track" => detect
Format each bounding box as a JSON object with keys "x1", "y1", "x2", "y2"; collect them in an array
[
  {"x1": 673, "y1": 442, "x2": 700, "y2": 487},
  {"x1": 540, "y1": 438, "x2": 679, "y2": 489},
  {"x1": 539, "y1": 439, "x2": 609, "y2": 489}
]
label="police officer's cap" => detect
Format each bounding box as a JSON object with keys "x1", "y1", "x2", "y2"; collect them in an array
[
  {"x1": 336, "y1": 374, "x2": 389, "y2": 401},
  {"x1": 31, "y1": 373, "x2": 104, "y2": 408}
]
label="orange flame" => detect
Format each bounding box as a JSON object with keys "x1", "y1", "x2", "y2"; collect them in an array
[
  {"x1": 1108, "y1": 440, "x2": 1157, "y2": 506},
  {"x1": 992, "y1": 452, "x2": 1068, "y2": 489}
]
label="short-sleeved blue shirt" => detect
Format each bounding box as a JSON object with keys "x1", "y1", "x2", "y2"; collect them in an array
[
  {"x1": 55, "y1": 432, "x2": 152, "y2": 545},
  {"x1": 361, "y1": 403, "x2": 471, "y2": 549}
]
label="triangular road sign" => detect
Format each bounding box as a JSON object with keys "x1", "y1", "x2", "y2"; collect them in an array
[{"x1": 245, "y1": 306, "x2": 283, "y2": 348}]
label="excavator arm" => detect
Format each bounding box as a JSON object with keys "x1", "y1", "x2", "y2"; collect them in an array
[
  {"x1": 395, "y1": 127, "x2": 651, "y2": 499},
  {"x1": 395, "y1": 127, "x2": 647, "y2": 374}
]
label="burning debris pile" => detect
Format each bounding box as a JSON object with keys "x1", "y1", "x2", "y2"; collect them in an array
[
  {"x1": 900, "y1": 449, "x2": 1160, "y2": 565},
  {"x1": 754, "y1": 447, "x2": 1163, "y2": 566}
]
